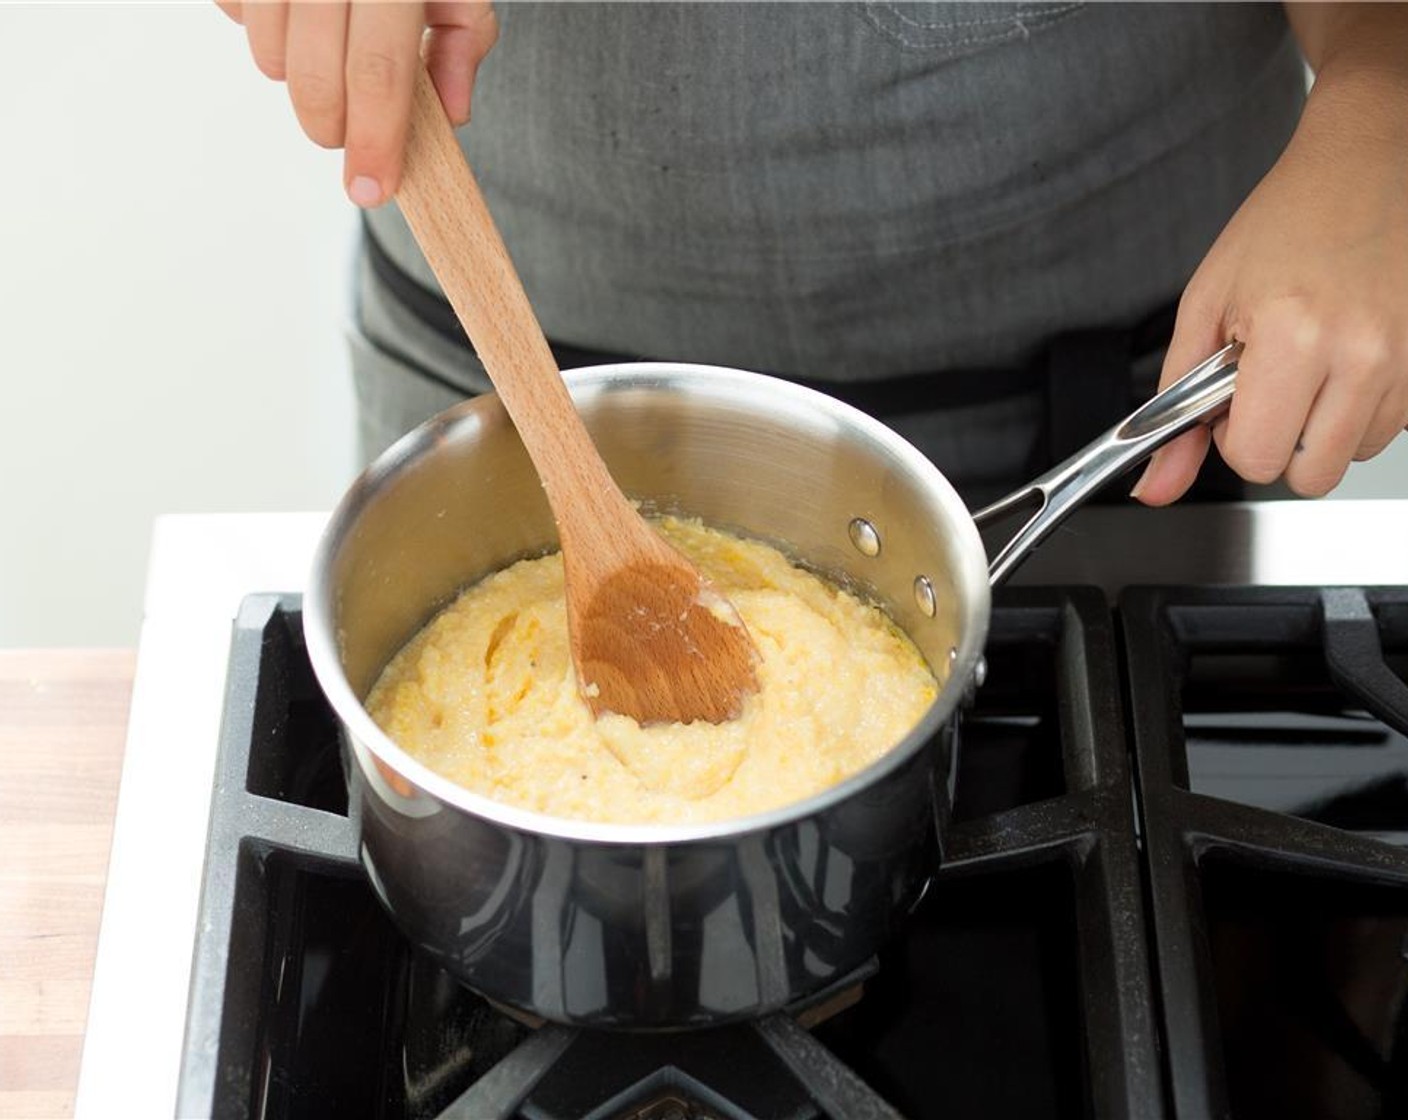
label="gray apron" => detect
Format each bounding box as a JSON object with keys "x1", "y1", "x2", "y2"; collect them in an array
[{"x1": 350, "y1": 1, "x2": 1305, "y2": 502}]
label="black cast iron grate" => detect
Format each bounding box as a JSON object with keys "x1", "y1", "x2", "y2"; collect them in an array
[
  {"x1": 177, "y1": 588, "x2": 1158, "y2": 1119},
  {"x1": 1121, "y1": 586, "x2": 1408, "y2": 1120}
]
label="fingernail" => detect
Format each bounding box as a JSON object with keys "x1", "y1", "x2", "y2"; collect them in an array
[
  {"x1": 348, "y1": 175, "x2": 383, "y2": 208},
  {"x1": 1130, "y1": 460, "x2": 1154, "y2": 501}
]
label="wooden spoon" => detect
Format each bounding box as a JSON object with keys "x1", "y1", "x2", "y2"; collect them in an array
[{"x1": 395, "y1": 67, "x2": 759, "y2": 725}]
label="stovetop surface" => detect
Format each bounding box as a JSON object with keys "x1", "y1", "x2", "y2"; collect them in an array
[
  {"x1": 179, "y1": 583, "x2": 1408, "y2": 1120},
  {"x1": 71, "y1": 504, "x2": 1408, "y2": 1118}
]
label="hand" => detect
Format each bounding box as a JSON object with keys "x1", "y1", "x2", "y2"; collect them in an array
[
  {"x1": 216, "y1": 0, "x2": 498, "y2": 208},
  {"x1": 1133, "y1": 66, "x2": 1408, "y2": 504}
]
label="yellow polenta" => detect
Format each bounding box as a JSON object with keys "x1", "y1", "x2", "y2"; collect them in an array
[{"x1": 366, "y1": 518, "x2": 938, "y2": 824}]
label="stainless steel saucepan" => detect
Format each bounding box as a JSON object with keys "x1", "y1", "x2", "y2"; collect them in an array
[{"x1": 305, "y1": 343, "x2": 1240, "y2": 1028}]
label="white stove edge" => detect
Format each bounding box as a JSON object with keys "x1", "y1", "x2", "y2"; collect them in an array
[
  {"x1": 75, "y1": 513, "x2": 328, "y2": 1120},
  {"x1": 72, "y1": 502, "x2": 1408, "y2": 1118}
]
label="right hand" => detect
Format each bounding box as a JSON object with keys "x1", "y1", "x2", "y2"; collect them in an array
[{"x1": 216, "y1": 1, "x2": 498, "y2": 208}]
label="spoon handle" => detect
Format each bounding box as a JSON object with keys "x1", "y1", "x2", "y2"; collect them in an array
[{"x1": 397, "y1": 66, "x2": 638, "y2": 558}]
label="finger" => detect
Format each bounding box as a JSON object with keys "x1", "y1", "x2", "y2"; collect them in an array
[
  {"x1": 242, "y1": 0, "x2": 289, "y2": 80},
  {"x1": 1131, "y1": 287, "x2": 1225, "y2": 506},
  {"x1": 425, "y1": 1, "x2": 499, "y2": 125},
  {"x1": 1133, "y1": 428, "x2": 1211, "y2": 507},
  {"x1": 1283, "y1": 378, "x2": 1379, "y2": 497},
  {"x1": 1286, "y1": 328, "x2": 1398, "y2": 492},
  {"x1": 1214, "y1": 306, "x2": 1328, "y2": 487},
  {"x1": 285, "y1": 0, "x2": 351, "y2": 150},
  {"x1": 343, "y1": 2, "x2": 425, "y2": 206},
  {"x1": 215, "y1": 0, "x2": 243, "y2": 25},
  {"x1": 1350, "y1": 388, "x2": 1399, "y2": 462},
  {"x1": 1350, "y1": 331, "x2": 1406, "y2": 460},
  {"x1": 1354, "y1": 385, "x2": 1408, "y2": 461}
]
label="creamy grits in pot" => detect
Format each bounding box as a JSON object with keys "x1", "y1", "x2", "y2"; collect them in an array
[{"x1": 366, "y1": 518, "x2": 939, "y2": 824}]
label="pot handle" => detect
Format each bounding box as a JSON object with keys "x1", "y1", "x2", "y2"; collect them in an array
[{"x1": 974, "y1": 342, "x2": 1242, "y2": 586}]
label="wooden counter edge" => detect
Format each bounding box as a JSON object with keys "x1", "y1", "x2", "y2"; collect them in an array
[{"x1": 0, "y1": 650, "x2": 135, "y2": 1120}]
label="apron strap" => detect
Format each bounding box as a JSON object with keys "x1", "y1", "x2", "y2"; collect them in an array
[
  {"x1": 363, "y1": 217, "x2": 1046, "y2": 412},
  {"x1": 364, "y1": 218, "x2": 1248, "y2": 498},
  {"x1": 1043, "y1": 328, "x2": 1137, "y2": 465}
]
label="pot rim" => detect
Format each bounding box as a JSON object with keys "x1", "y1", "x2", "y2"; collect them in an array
[{"x1": 305, "y1": 362, "x2": 992, "y2": 845}]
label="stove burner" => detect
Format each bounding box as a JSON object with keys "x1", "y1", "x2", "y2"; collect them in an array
[
  {"x1": 440, "y1": 1015, "x2": 903, "y2": 1120},
  {"x1": 791, "y1": 979, "x2": 865, "y2": 1031},
  {"x1": 466, "y1": 973, "x2": 879, "y2": 1119},
  {"x1": 626, "y1": 1095, "x2": 724, "y2": 1120}
]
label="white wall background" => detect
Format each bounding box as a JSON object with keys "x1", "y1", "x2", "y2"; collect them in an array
[
  {"x1": 1, "y1": 3, "x2": 1405, "y2": 648},
  {"x1": 1, "y1": 2, "x2": 357, "y2": 646}
]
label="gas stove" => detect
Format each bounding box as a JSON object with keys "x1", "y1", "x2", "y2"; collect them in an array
[{"x1": 76, "y1": 503, "x2": 1408, "y2": 1119}]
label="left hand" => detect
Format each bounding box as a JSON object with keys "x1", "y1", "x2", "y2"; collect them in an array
[{"x1": 1133, "y1": 66, "x2": 1408, "y2": 504}]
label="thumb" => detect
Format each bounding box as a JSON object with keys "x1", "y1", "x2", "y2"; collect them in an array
[
  {"x1": 425, "y1": 2, "x2": 499, "y2": 126},
  {"x1": 1131, "y1": 289, "x2": 1227, "y2": 507}
]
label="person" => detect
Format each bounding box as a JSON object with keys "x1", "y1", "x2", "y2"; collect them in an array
[{"x1": 217, "y1": 1, "x2": 1407, "y2": 508}]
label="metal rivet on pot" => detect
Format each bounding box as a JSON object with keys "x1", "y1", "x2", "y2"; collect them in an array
[
  {"x1": 848, "y1": 517, "x2": 881, "y2": 557},
  {"x1": 948, "y1": 646, "x2": 958, "y2": 665},
  {"x1": 914, "y1": 575, "x2": 936, "y2": 617},
  {"x1": 974, "y1": 655, "x2": 988, "y2": 689}
]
